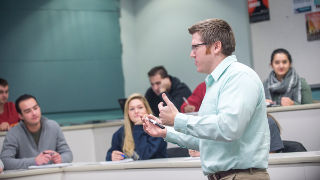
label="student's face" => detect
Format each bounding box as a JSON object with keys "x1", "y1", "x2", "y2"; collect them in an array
[
  {"x1": 128, "y1": 99, "x2": 147, "y2": 125},
  {"x1": 190, "y1": 33, "x2": 214, "y2": 74},
  {"x1": 18, "y1": 98, "x2": 41, "y2": 126},
  {"x1": 0, "y1": 85, "x2": 9, "y2": 105},
  {"x1": 149, "y1": 74, "x2": 163, "y2": 95},
  {"x1": 271, "y1": 53, "x2": 291, "y2": 79}
]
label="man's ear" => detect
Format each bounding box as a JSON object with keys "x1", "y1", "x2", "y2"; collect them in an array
[
  {"x1": 18, "y1": 113, "x2": 23, "y2": 120},
  {"x1": 212, "y1": 41, "x2": 222, "y2": 54}
]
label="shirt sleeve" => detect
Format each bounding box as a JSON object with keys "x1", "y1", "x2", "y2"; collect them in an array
[
  {"x1": 174, "y1": 72, "x2": 263, "y2": 142},
  {"x1": 180, "y1": 102, "x2": 187, "y2": 113},
  {"x1": 56, "y1": 126, "x2": 73, "y2": 163},
  {"x1": 106, "y1": 128, "x2": 123, "y2": 161},
  {"x1": 180, "y1": 82, "x2": 206, "y2": 113},
  {"x1": 300, "y1": 78, "x2": 313, "y2": 104},
  {"x1": 164, "y1": 126, "x2": 200, "y2": 151},
  {"x1": 0, "y1": 132, "x2": 37, "y2": 170}
]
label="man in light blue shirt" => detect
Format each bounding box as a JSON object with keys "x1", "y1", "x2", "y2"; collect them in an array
[{"x1": 143, "y1": 18, "x2": 270, "y2": 180}]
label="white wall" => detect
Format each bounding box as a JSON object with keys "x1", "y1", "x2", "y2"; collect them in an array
[
  {"x1": 120, "y1": 0, "x2": 252, "y2": 97},
  {"x1": 251, "y1": 0, "x2": 320, "y2": 84}
]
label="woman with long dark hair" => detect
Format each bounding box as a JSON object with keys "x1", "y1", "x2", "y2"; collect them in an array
[{"x1": 264, "y1": 48, "x2": 312, "y2": 106}]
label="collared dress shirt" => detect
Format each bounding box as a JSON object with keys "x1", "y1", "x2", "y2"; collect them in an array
[{"x1": 165, "y1": 55, "x2": 270, "y2": 175}]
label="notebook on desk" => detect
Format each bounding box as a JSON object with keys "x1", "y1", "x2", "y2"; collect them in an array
[{"x1": 118, "y1": 98, "x2": 127, "y2": 113}]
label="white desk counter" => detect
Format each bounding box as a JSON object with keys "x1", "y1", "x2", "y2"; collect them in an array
[
  {"x1": 1, "y1": 151, "x2": 319, "y2": 180},
  {"x1": 267, "y1": 103, "x2": 320, "y2": 113},
  {"x1": 0, "y1": 168, "x2": 62, "y2": 180}
]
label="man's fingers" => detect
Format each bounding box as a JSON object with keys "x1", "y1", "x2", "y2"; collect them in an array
[
  {"x1": 147, "y1": 114, "x2": 157, "y2": 120},
  {"x1": 161, "y1": 93, "x2": 175, "y2": 108},
  {"x1": 158, "y1": 101, "x2": 164, "y2": 110}
]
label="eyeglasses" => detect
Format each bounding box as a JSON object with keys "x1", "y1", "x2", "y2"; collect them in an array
[{"x1": 191, "y1": 43, "x2": 207, "y2": 51}]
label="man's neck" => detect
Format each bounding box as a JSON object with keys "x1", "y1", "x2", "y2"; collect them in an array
[
  {"x1": 209, "y1": 54, "x2": 228, "y2": 74},
  {"x1": 26, "y1": 122, "x2": 41, "y2": 133}
]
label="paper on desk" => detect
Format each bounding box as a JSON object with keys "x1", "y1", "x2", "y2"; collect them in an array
[
  {"x1": 28, "y1": 163, "x2": 72, "y2": 169},
  {"x1": 99, "y1": 158, "x2": 134, "y2": 164},
  {"x1": 183, "y1": 156, "x2": 200, "y2": 161}
]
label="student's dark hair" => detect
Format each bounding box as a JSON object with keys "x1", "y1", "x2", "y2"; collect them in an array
[
  {"x1": 15, "y1": 94, "x2": 38, "y2": 114},
  {"x1": 271, "y1": 48, "x2": 292, "y2": 64},
  {"x1": 147, "y1": 66, "x2": 169, "y2": 78},
  {"x1": 0, "y1": 78, "x2": 8, "y2": 87}
]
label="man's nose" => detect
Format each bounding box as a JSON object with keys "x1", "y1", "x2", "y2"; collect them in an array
[
  {"x1": 190, "y1": 50, "x2": 195, "y2": 58},
  {"x1": 154, "y1": 84, "x2": 160, "y2": 89},
  {"x1": 31, "y1": 109, "x2": 36, "y2": 115}
]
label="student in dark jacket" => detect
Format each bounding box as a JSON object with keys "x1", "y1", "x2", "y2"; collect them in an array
[
  {"x1": 106, "y1": 93, "x2": 167, "y2": 161},
  {"x1": 145, "y1": 66, "x2": 191, "y2": 116}
]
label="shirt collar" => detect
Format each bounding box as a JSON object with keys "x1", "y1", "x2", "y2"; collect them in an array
[{"x1": 205, "y1": 55, "x2": 237, "y2": 87}]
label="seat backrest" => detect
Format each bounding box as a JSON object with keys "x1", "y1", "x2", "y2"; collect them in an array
[
  {"x1": 282, "y1": 140, "x2": 307, "y2": 152},
  {"x1": 166, "y1": 147, "x2": 189, "y2": 158},
  {"x1": 118, "y1": 98, "x2": 127, "y2": 113}
]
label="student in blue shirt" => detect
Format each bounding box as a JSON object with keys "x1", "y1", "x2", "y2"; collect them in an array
[
  {"x1": 106, "y1": 93, "x2": 167, "y2": 161},
  {"x1": 143, "y1": 18, "x2": 270, "y2": 179}
]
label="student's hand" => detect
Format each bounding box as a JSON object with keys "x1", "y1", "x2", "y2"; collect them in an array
[
  {"x1": 265, "y1": 99, "x2": 276, "y2": 106},
  {"x1": 0, "y1": 167, "x2": 3, "y2": 173},
  {"x1": 142, "y1": 114, "x2": 167, "y2": 138},
  {"x1": 184, "y1": 105, "x2": 196, "y2": 113},
  {"x1": 158, "y1": 93, "x2": 178, "y2": 126},
  {"x1": 281, "y1": 97, "x2": 294, "y2": 106},
  {"x1": 111, "y1": 150, "x2": 125, "y2": 161},
  {"x1": 188, "y1": 149, "x2": 200, "y2": 157},
  {"x1": 44, "y1": 150, "x2": 61, "y2": 164},
  {"x1": 159, "y1": 77, "x2": 171, "y2": 93},
  {"x1": 265, "y1": 99, "x2": 273, "y2": 104},
  {"x1": 0, "y1": 122, "x2": 10, "y2": 131},
  {"x1": 35, "y1": 152, "x2": 52, "y2": 165}
]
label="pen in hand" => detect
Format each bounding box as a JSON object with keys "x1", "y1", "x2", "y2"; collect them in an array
[
  {"x1": 146, "y1": 116, "x2": 165, "y2": 129},
  {"x1": 42, "y1": 152, "x2": 54, "y2": 156},
  {"x1": 183, "y1": 97, "x2": 190, "y2": 105}
]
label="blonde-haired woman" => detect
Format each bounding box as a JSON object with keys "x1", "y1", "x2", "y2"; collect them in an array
[{"x1": 106, "y1": 93, "x2": 167, "y2": 161}]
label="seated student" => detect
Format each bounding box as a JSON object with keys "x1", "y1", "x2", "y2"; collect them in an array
[
  {"x1": 0, "y1": 94, "x2": 73, "y2": 170},
  {"x1": 180, "y1": 82, "x2": 206, "y2": 113},
  {"x1": 106, "y1": 93, "x2": 167, "y2": 161},
  {"x1": 264, "y1": 48, "x2": 312, "y2": 106},
  {"x1": 145, "y1": 66, "x2": 191, "y2": 116},
  {"x1": 0, "y1": 78, "x2": 19, "y2": 131},
  {"x1": 267, "y1": 114, "x2": 284, "y2": 153}
]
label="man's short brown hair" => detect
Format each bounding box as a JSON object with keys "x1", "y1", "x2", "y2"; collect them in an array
[
  {"x1": 147, "y1": 66, "x2": 169, "y2": 78},
  {"x1": 188, "y1": 18, "x2": 235, "y2": 56},
  {"x1": 0, "y1": 78, "x2": 8, "y2": 87}
]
